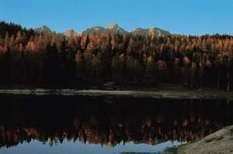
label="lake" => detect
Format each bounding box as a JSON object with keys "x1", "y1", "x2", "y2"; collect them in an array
[{"x1": 0, "y1": 95, "x2": 232, "y2": 154}]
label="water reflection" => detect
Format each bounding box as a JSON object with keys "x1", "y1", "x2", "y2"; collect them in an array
[
  {"x1": 0, "y1": 95, "x2": 232, "y2": 152},
  {"x1": 0, "y1": 140, "x2": 183, "y2": 154}
]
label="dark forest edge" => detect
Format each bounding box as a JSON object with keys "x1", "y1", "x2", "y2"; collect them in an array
[{"x1": 1, "y1": 21, "x2": 233, "y2": 91}]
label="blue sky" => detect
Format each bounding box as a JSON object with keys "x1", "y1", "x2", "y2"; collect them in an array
[{"x1": 0, "y1": 0, "x2": 233, "y2": 35}]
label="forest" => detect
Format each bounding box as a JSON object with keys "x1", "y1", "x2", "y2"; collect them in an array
[{"x1": 0, "y1": 21, "x2": 233, "y2": 90}]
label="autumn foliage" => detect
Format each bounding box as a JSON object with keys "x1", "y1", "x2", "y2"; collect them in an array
[{"x1": 0, "y1": 21, "x2": 233, "y2": 90}]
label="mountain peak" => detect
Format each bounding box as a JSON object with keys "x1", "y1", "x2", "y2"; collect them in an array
[
  {"x1": 132, "y1": 27, "x2": 170, "y2": 37},
  {"x1": 83, "y1": 24, "x2": 127, "y2": 35},
  {"x1": 107, "y1": 24, "x2": 127, "y2": 35},
  {"x1": 83, "y1": 26, "x2": 105, "y2": 35},
  {"x1": 35, "y1": 25, "x2": 52, "y2": 34},
  {"x1": 82, "y1": 24, "x2": 170, "y2": 36},
  {"x1": 107, "y1": 23, "x2": 119, "y2": 30}
]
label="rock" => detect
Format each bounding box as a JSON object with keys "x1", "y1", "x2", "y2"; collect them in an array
[{"x1": 177, "y1": 125, "x2": 233, "y2": 154}]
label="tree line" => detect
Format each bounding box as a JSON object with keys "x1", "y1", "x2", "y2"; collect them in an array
[{"x1": 0, "y1": 21, "x2": 233, "y2": 90}]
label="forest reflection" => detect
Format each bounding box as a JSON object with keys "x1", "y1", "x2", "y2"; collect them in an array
[{"x1": 0, "y1": 95, "x2": 232, "y2": 149}]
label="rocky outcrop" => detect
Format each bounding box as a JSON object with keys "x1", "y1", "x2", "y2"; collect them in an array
[{"x1": 178, "y1": 125, "x2": 233, "y2": 154}]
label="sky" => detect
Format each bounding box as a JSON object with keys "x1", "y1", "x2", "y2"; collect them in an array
[{"x1": 0, "y1": 0, "x2": 233, "y2": 35}]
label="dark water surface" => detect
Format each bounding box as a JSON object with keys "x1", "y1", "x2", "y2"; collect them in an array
[{"x1": 0, "y1": 95, "x2": 232, "y2": 154}]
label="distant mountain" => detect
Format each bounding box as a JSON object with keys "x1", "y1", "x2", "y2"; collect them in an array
[
  {"x1": 82, "y1": 24, "x2": 127, "y2": 35},
  {"x1": 34, "y1": 26, "x2": 52, "y2": 34},
  {"x1": 132, "y1": 27, "x2": 170, "y2": 37},
  {"x1": 82, "y1": 24, "x2": 170, "y2": 37},
  {"x1": 107, "y1": 24, "x2": 128, "y2": 35},
  {"x1": 83, "y1": 26, "x2": 107, "y2": 35}
]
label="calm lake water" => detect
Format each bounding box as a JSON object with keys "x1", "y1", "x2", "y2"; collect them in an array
[{"x1": 0, "y1": 95, "x2": 232, "y2": 154}]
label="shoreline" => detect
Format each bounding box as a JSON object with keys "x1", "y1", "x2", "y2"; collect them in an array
[{"x1": 0, "y1": 89, "x2": 232, "y2": 100}]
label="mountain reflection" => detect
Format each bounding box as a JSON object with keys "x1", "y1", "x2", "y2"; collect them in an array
[{"x1": 0, "y1": 95, "x2": 232, "y2": 148}]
